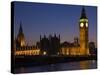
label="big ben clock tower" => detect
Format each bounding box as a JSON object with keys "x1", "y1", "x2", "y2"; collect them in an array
[{"x1": 79, "y1": 7, "x2": 89, "y2": 55}]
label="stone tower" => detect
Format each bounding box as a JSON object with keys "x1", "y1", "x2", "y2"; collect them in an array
[
  {"x1": 79, "y1": 7, "x2": 89, "y2": 55},
  {"x1": 16, "y1": 22, "x2": 25, "y2": 48}
]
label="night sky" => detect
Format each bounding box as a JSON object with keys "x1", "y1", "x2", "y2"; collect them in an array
[{"x1": 13, "y1": 2, "x2": 97, "y2": 46}]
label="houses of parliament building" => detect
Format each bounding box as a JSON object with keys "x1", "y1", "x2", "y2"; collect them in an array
[{"x1": 14, "y1": 7, "x2": 90, "y2": 56}]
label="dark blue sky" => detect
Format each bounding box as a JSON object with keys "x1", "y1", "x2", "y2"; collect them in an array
[{"x1": 14, "y1": 2, "x2": 97, "y2": 45}]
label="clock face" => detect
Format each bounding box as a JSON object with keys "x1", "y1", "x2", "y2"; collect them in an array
[
  {"x1": 80, "y1": 23, "x2": 84, "y2": 27},
  {"x1": 86, "y1": 23, "x2": 88, "y2": 27}
]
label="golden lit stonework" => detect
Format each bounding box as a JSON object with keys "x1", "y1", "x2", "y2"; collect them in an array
[
  {"x1": 16, "y1": 22, "x2": 26, "y2": 47},
  {"x1": 15, "y1": 7, "x2": 90, "y2": 56},
  {"x1": 79, "y1": 7, "x2": 89, "y2": 55},
  {"x1": 60, "y1": 7, "x2": 90, "y2": 56}
]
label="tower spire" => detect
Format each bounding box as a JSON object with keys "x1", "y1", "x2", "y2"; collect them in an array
[
  {"x1": 16, "y1": 21, "x2": 25, "y2": 47},
  {"x1": 80, "y1": 7, "x2": 87, "y2": 19},
  {"x1": 19, "y1": 21, "x2": 23, "y2": 34}
]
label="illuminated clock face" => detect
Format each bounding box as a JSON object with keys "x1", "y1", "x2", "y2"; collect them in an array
[
  {"x1": 86, "y1": 23, "x2": 88, "y2": 27},
  {"x1": 80, "y1": 23, "x2": 84, "y2": 27}
]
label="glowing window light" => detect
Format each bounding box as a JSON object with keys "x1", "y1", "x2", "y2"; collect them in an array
[
  {"x1": 86, "y1": 23, "x2": 88, "y2": 27},
  {"x1": 80, "y1": 23, "x2": 84, "y2": 27},
  {"x1": 43, "y1": 51, "x2": 47, "y2": 55}
]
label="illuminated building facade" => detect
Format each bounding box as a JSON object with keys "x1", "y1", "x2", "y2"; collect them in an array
[
  {"x1": 60, "y1": 7, "x2": 90, "y2": 55},
  {"x1": 15, "y1": 49, "x2": 40, "y2": 56},
  {"x1": 61, "y1": 37, "x2": 80, "y2": 55},
  {"x1": 15, "y1": 22, "x2": 40, "y2": 56},
  {"x1": 15, "y1": 7, "x2": 90, "y2": 56}
]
